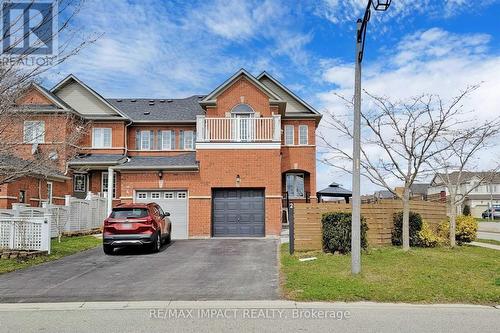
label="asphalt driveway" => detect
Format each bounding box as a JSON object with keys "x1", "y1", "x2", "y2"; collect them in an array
[{"x1": 0, "y1": 239, "x2": 279, "y2": 303}]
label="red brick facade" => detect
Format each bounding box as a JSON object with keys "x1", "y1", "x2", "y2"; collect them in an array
[{"x1": 2, "y1": 71, "x2": 320, "y2": 239}]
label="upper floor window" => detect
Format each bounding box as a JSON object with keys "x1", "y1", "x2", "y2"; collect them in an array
[
  {"x1": 139, "y1": 130, "x2": 153, "y2": 150},
  {"x1": 298, "y1": 125, "x2": 308, "y2": 145},
  {"x1": 24, "y1": 121, "x2": 45, "y2": 143},
  {"x1": 92, "y1": 128, "x2": 112, "y2": 148},
  {"x1": 231, "y1": 103, "x2": 254, "y2": 115},
  {"x1": 180, "y1": 130, "x2": 195, "y2": 150},
  {"x1": 284, "y1": 125, "x2": 294, "y2": 145},
  {"x1": 159, "y1": 130, "x2": 174, "y2": 150}
]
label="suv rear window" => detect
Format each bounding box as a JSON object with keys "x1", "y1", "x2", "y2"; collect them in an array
[{"x1": 110, "y1": 208, "x2": 149, "y2": 218}]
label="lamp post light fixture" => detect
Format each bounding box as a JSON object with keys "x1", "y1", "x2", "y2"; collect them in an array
[{"x1": 351, "y1": 0, "x2": 391, "y2": 275}]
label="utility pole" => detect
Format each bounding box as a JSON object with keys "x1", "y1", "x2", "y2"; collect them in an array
[{"x1": 351, "y1": 0, "x2": 391, "y2": 275}]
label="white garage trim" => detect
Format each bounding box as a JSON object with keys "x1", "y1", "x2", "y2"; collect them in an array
[{"x1": 134, "y1": 189, "x2": 189, "y2": 240}]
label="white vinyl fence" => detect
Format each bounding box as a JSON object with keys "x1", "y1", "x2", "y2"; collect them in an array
[
  {"x1": 0, "y1": 217, "x2": 51, "y2": 253},
  {"x1": 0, "y1": 194, "x2": 108, "y2": 252}
]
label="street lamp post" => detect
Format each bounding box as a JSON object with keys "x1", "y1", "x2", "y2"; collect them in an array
[{"x1": 352, "y1": 0, "x2": 391, "y2": 275}]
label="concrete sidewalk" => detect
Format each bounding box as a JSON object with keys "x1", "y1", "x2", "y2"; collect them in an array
[
  {"x1": 0, "y1": 300, "x2": 498, "y2": 333},
  {"x1": 470, "y1": 241, "x2": 500, "y2": 251}
]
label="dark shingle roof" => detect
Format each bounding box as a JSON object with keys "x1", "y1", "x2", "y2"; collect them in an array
[
  {"x1": 317, "y1": 182, "x2": 352, "y2": 196},
  {"x1": 410, "y1": 183, "x2": 430, "y2": 195},
  {"x1": 107, "y1": 96, "x2": 205, "y2": 121},
  {"x1": 0, "y1": 154, "x2": 66, "y2": 180},
  {"x1": 115, "y1": 153, "x2": 198, "y2": 170},
  {"x1": 69, "y1": 154, "x2": 127, "y2": 165}
]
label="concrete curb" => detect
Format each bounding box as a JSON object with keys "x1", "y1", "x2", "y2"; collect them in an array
[{"x1": 0, "y1": 301, "x2": 497, "y2": 312}]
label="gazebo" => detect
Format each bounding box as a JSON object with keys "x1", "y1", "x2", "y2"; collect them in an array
[{"x1": 317, "y1": 182, "x2": 352, "y2": 203}]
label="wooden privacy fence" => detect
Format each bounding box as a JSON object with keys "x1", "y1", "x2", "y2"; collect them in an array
[{"x1": 293, "y1": 200, "x2": 447, "y2": 251}]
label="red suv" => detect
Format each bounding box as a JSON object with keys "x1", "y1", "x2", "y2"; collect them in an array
[{"x1": 103, "y1": 203, "x2": 172, "y2": 254}]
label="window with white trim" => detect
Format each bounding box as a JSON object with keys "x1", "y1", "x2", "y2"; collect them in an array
[
  {"x1": 73, "y1": 174, "x2": 87, "y2": 192},
  {"x1": 92, "y1": 128, "x2": 112, "y2": 148},
  {"x1": 24, "y1": 121, "x2": 45, "y2": 143},
  {"x1": 298, "y1": 125, "x2": 308, "y2": 145},
  {"x1": 151, "y1": 192, "x2": 160, "y2": 199},
  {"x1": 102, "y1": 172, "x2": 116, "y2": 199},
  {"x1": 284, "y1": 125, "x2": 294, "y2": 145},
  {"x1": 161, "y1": 130, "x2": 172, "y2": 150},
  {"x1": 184, "y1": 131, "x2": 194, "y2": 150},
  {"x1": 286, "y1": 173, "x2": 305, "y2": 198},
  {"x1": 140, "y1": 130, "x2": 151, "y2": 150},
  {"x1": 164, "y1": 192, "x2": 174, "y2": 199},
  {"x1": 177, "y1": 192, "x2": 187, "y2": 199},
  {"x1": 137, "y1": 192, "x2": 147, "y2": 199}
]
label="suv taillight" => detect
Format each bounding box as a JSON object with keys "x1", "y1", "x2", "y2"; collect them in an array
[
  {"x1": 144, "y1": 216, "x2": 154, "y2": 224},
  {"x1": 103, "y1": 218, "x2": 110, "y2": 226}
]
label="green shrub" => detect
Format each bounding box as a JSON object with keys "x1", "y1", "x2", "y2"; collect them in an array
[
  {"x1": 391, "y1": 211, "x2": 423, "y2": 246},
  {"x1": 438, "y1": 215, "x2": 478, "y2": 245},
  {"x1": 418, "y1": 221, "x2": 444, "y2": 247},
  {"x1": 462, "y1": 204, "x2": 471, "y2": 216},
  {"x1": 321, "y1": 212, "x2": 368, "y2": 254}
]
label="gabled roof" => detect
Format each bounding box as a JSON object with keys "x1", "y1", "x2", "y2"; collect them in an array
[
  {"x1": 431, "y1": 171, "x2": 500, "y2": 186},
  {"x1": 19, "y1": 83, "x2": 73, "y2": 112},
  {"x1": 51, "y1": 74, "x2": 130, "y2": 120},
  {"x1": 200, "y1": 69, "x2": 285, "y2": 105},
  {"x1": 257, "y1": 71, "x2": 321, "y2": 116},
  {"x1": 107, "y1": 96, "x2": 204, "y2": 122}
]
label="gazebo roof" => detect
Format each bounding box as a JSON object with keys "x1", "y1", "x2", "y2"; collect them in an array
[{"x1": 317, "y1": 182, "x2": 352, "y2": 197}]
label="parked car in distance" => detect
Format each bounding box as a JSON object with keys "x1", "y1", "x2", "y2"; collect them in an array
[
  {"x1": 481, "y1": 207, "x2": 500, "y2": 219},
  {"x1": 103, "y1": 203, "x2": 172, "y2": 254}
]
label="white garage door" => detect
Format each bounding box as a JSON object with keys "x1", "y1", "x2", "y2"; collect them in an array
[{"x1": 135, "y1": 190, "x2": 188, "y2": 240}]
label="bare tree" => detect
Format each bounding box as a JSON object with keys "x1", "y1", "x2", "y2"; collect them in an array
[
  {"x1": 0, "y1": 0, "x2": 98, "y2": 186},
  {"x1": 319, "y1": 86, "x2": 478, "y2": 251},
  {"x1": 429, "y1": 121, "x2": 500, "y2": 247}
]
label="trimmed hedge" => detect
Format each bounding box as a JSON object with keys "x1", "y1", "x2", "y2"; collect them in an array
[
  {"x1": 321, "y1": 212, "x2": 368, "y2": 254},
  {"x1": 391, "y1": 211, "x2": 423, "y2": 246}
]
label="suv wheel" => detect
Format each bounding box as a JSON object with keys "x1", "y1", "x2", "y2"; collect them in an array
[
  {"x1": 165, "y1": 232, "x2": 171, "y2": 244},
  {"x1": 151, "y1": 232, "x2": 161, "y2": 253},
  {"x1": 103, "y1": 245, "x2": 114, "y2": 255}
]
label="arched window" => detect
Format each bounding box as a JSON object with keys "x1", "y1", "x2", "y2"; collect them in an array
[{"x1": 231, "y1": 103, "x2": 254, "y2": 115}]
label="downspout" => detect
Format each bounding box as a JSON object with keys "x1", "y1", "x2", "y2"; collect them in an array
[{"x1": 124, "y1": 120, "x2": 133, "y2": 156}]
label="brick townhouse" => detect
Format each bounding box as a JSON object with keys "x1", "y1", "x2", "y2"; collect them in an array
[{"x1": 0, "y1": 69, "x2": 321, "y2": 239}]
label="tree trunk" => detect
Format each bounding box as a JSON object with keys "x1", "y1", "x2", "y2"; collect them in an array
[
  {"x1": 402, "y1": 188, "x2": 411, "y2": 251},
  {"x1": 449, "y1": 198, "x2": 457, "y2": 248}
]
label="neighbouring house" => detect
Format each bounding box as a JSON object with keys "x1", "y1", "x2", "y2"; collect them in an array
[
  {"x1": 0, "y1": 69, "x2": 322, "y2": 239},
  {"x1": 427, "y1": 172, "x2": 500, "y2": 217}
]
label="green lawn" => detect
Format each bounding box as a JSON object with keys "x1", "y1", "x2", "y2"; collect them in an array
[
  {"x1": 0, "y1": 235, "x2": 101, "y2": 275},
  {"x1": 475, "y1": 239, "x2": 500, "y2": 246},
  {"x1": 281, "y1": 244, "x2": 500, "y2": 305}
]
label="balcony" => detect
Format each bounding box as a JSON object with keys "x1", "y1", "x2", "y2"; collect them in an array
[{"x1": 196, "y1": 115, "x2": 281, "y2": 144}]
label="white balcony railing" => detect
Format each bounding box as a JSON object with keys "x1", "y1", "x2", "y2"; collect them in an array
[{"x1": 196, "y1": 115, "x2": 281, "y2": 142}]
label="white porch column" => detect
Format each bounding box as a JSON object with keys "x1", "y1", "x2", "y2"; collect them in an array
[
  {"x1": 196, "y1": 115, "x2": 205, "y2": 142},
  {"x1": 107, "y1": 167, "x2": 114, "y2": 215},
  {"x1": 273, "y1": 114, "x2": 281, "y2": 142}
]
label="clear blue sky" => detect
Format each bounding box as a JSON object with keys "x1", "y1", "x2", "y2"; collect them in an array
[{"x1": 47, "y1": 0, "x2": 500, "y2": 194}]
